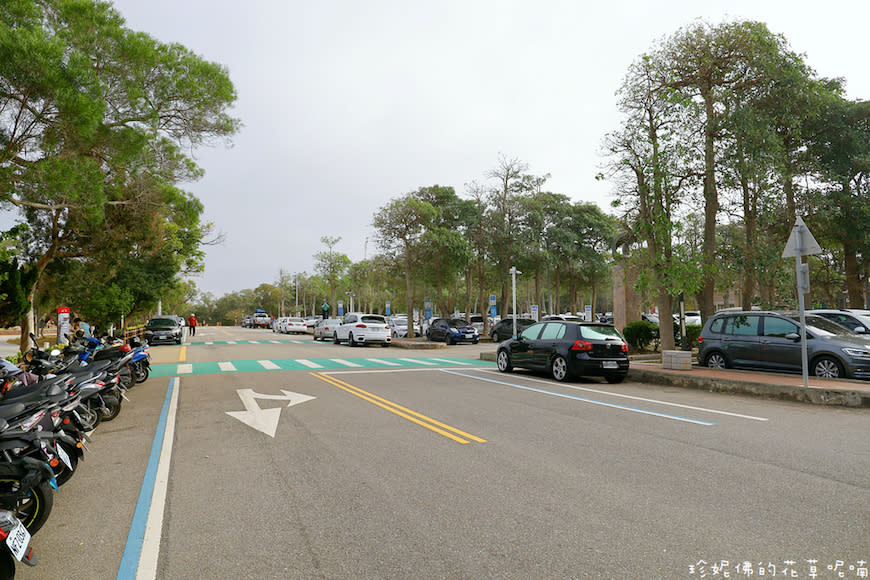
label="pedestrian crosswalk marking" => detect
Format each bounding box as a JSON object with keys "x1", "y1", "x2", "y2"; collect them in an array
[
  {"x1": 296, "y1": 359, "x2": 323, "y2": 369},
  {"x1": 398, "y1": 358, "x2": 436, "y2": 366},
  {"x1": 366, "y1": 358, "x2": 401, "y2": 366},
  {"x1": 330, "y1": 359, "x2": 362, "y2": 367},
  {"x1": 429, "y1": 358, "x2": 472, "y2": 365},
  {"x1": 154, "y1": 356, "x2": 493, "y2": 377}
]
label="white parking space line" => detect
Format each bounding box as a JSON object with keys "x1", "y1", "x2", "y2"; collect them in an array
[
  {"x1": 258, "y1": 360, "x2": 280, "y2": 370},
  {"x1": 296, "y1": 359, "x2": 324, "y2": 369},
  {"x1": 475, "y1": 369, "x2": 769, "y2": 421},
  {"x1": 177, "y1": 364, "x2": 193, "y2": 374},
  {"x1": 429, "y1": 358, "x2": 472, "y2": 365},
  {"x1": 218, "y1": 361, "x2": 237, "y2": 372},
  {"x1": 330, "y1": 359, "x2": 362, "y2": 367},
  {"x1": 366, "y1": 358, "x2": 401, "y2": 366},
  {"x1": 248, "y1": 340, "x2": 260, "y2": 344},
  {"x1": 268, "y1": 340, "x2": 280, "y2": 343},
  {"x1": 204, "y1": 341, "x2": 214, "y2": 345},
  {"x1": 398, "y1": 358, "x2": 437, "y2": 366},
  {"x1": 226, "y1": 341, "x2": 237, "y2": 345},
  {"x1": 444, "y1": 369, "x2": 717, "y2": 426}
]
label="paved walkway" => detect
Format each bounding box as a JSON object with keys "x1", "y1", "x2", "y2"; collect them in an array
[{"x1": 629, "y1": 360, "x2": 870, "y2": 407}]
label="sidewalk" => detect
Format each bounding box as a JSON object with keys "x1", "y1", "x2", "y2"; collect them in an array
[
  {"x1": 478, "y1": 350, "x2": 870, "y2": 408},
  {"x1": 628, "y1": 361, "x2": 870, "y2": 408}
]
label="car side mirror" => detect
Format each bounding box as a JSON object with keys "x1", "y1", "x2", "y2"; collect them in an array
[
  {"x1": 855, "y1": 326, "x2": 866, "y2": 334},
  {"x1": 785, "y1": 332, "x2": 800, "y2": 342}
]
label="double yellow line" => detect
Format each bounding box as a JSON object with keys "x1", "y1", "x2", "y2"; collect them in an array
[{"x1": 311, "y1": 372, "x2": 487, "y2": 445}]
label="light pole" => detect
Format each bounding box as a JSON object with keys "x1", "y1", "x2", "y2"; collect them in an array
[{"x1": 510, "y1": 266, "x2": 522, "y2": 337}]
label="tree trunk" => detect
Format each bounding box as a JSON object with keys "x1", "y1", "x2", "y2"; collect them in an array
[
  {"x1": 701, "y1": 94, "x2": 719, "y2": 320},
  {"x1": 657, "y1": 292, "x2": 675, "y2": 351}
]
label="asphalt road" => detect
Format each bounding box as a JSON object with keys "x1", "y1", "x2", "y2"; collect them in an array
[{"x1": 18, "y1": 326, "x2": 870, "y2": 579}]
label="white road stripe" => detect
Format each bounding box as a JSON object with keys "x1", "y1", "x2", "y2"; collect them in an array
[
  {"x1": 226, "y1": 341, "x2": 237, "y2": 345},
  {"x1": 429, "y1": 358, "x2": 472, "y2": 365},
  {"x1": 477, "y1": 369, "x2": 769, "y2": 421},
  {"x1": 296, "y1": 359, "x2": 323, "y2": 369},
  {"x1": 269, "y1": 340, "x2": 280, "y2": 344},
  {"x1": 258, "y1": 360, "x2": 280, "y2": 370},
  {"x1": 177, "y1": 364, "x2": 193, "y2": 374},
  {"x1": 398, "y1": 358, "x2": 436, "y2": 366},
  {"x1": 366, "y1": 358, "x2": 401, "y2": 366},
  {"x1": 218, "y1": 361, "x2": 237, "y2": 372},
  {"x1": 205, "y1": 341, "x2": 214, "y2": 345},
  {"x1": 248, "y1": 341, "x2": 260, "y2": 344},
  {"x1": 330, "y1": 358, "x2": 362, "y2": 367}
]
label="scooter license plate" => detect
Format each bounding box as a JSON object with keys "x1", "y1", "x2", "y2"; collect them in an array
[
  {"x1": 56, "y1": 443, "x2": 73, "y2": 471},
  {"x1": 602, "y1": 361, "x2": 619, "y2": 369},
  {"x1": 5, "y1": 518, "x2": 30, "y2": 561}
]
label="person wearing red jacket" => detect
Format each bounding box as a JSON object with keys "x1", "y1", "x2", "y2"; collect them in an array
[{"x1": 187, "y1": 313, "x2": 197, "y2": 337}]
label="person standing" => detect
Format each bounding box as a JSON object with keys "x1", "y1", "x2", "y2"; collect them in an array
[
  {"x1": 73, "y1": 317, "x2": 92, "y2": 338},
  {"x1": 187, "y1": 313, "x2": 197, "y2": 336},
  {"x1": 321, "y1": 300, "x2": 330, "y2": 319}
]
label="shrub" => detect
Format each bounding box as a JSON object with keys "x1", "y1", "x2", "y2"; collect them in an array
[{"x1": 622, "y1": 320, "x2": 658, "y2": 352}]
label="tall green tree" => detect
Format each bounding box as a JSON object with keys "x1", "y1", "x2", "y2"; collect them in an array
[
  {"x1": 0, "y1": 0, "x2": 238, "y2": 348},
  {"x1": 313, "y1": 236, "x2": 351, "y2": 315}
]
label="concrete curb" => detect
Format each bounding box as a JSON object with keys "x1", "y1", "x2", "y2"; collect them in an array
[
  {"x1": 479, "y1": 353, "x2": 870, "y2": 408},
  {"x1": 389, "y1": 340, "x2": 446, "y2": 350}
]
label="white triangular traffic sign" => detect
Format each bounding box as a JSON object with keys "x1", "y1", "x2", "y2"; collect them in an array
[{"x1": 782, "y1": 216, "x2": 822, "y2": 258}]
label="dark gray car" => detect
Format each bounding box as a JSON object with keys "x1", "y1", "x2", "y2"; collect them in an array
[{"x1": 697, "y1": 310, "x2": 870, "y2": 379}]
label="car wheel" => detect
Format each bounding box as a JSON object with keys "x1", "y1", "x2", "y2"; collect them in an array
[
  {"x1": 812, "y1": 356, "x2": 844, "y2": 379},
  {"x1": 491, "y1": 332, "x2": 498, "y2": 342},
  {"x1": 704, "y1": 351, "x2": 728, "y2": 369},
  {"x1": 333, "y1": 333, "x2": 340, "y2": 344},
  {"x1": 605, "y1": 375, "x2": 625, "y2": 384},
  {"x1": 550, "y1": 355, "x2": 569, "y2": 381},
  {"x1": 446, "y1": 335, "x2": 454, "y2": 345},
  {"x1": 497, "y1": 350, "x2": 512, "y2": 372},
  {"x1": 348, "y1": 332, "x2": 356, "y2": 347}
]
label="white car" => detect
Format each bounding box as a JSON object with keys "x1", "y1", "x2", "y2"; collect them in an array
[
  {"x1": 281, "y1": 317, "x2": 307, "y2": 334},
  {"x1": 334, "y1": 313, "x2": 391, "y2": 347}
]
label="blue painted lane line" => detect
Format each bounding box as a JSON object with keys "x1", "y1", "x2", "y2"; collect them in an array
[
  {"x1": 441, "y1": 369, "x2": 717, "y2": 426},
  {"x1": 117, "y1": 377, "x2": 178, "y2": 579}
]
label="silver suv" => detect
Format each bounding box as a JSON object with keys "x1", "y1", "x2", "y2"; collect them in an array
[{"x1": 697, "y1": 311, "x2": 870, "y2": 379}]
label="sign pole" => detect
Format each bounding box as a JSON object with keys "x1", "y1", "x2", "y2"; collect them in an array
[{"x1": 782, "y1": 216, "x2": 820, "y2": 389}]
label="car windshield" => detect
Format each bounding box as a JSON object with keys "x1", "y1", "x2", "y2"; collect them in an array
[
  {"x1": 147, "y1": 318, "x2": 176, "y2": 327},
  {"x1": 361, "y1": 315, "x2": 386, "y2": 324},
  {"x1": 579, "y1": 325, "x2": 624, "y2": 340},
  {"x1": 289, "y1": 318, "x2": 304, "y2": 322},
  {"x1": 786, "y1": 314, "x2": 857, "y2": 337},
  {"x1": 449, "y1": 318, "x2": 469, "y2": 327}
]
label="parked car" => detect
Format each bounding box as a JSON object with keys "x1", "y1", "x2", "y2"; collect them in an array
[
  {"x1": 304, "y1": 316, "x2": 320, "y2": 331},
  {"x1": 272, "y1": 316, "x2": 289, "y2": 332},
  {"x1": 281, "y1": 317, "x2": 307, "y2": 334},
  {"x1": 334, "y1": 313, "x2": 392, "y2": 347},
  {"x1": 387, "y1": 316, "x2": 410, "y2": 338},
  {"x1": 144, "y1": 316, "x2": 184, "y2": 345},
  {"x1": 697, "y1": 310, "x2": 870, "y2": 379},
  {"x1": 426, "y1": 318, "x2": 479, "y2": 344},
  {"x1": 542, "y1": 314, "x2": 582, "y2": 322},
  {"x1": 811, "y1": 309, "x2": 870, "y2": 334},
  {"x1": 490, "y1": 317, "x2": 536, "y2": 342},
  {"x1": 496, "y1": 321, "x2": 629, "y2": 383},
  {"x1": 313, "y1": 318, "x2": 342, "y2": 341},
  {"x1": 241, "y1": 315, "x2": 253, "y2": 328},
  {"x1": 468, "y1": 314, "x2": 485, "y2": 333},
  {"x1": 251, "y1": 311, "x2": 272, "y2": 328}
]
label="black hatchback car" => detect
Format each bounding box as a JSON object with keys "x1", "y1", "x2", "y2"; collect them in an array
[{"x1": 496, "y1": 321, "x2": 629, "y2": 383}]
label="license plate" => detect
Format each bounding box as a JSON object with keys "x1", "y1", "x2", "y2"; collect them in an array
[
  {"x1": 56, "y1": 443, "x2": 73, "y2": 471},
  {"x1": 602, "y1": 361, "x2": 619, "y2": 369},
  {"x1": 465, "y1": 334, "x2": 474, "y2": 338},
  {"x1": 5, "y1": 518, "x2": 30, "y2": 561}
]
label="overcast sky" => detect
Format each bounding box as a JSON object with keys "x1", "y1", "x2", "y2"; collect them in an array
[{"x1": 107, "y1": 0, "x2": 870, "y2": 298}]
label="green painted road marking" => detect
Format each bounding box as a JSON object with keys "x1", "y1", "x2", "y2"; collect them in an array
[{"x1": 151, "y1": 356, "x2": 494, "y2": 377}]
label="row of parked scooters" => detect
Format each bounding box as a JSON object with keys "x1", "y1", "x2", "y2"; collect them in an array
[{"x1": 0, "y1": 332, "x2": 151, "y2": 578}]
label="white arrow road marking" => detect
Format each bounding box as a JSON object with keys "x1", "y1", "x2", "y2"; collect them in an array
[
  {"x1": 218, "y1": 361, "x2": 237, "y2": 372},
  {"x1": 226, "y1": 389, "x2": 316, "y2": 437}
]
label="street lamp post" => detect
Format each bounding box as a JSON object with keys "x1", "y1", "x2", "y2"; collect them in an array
[{"x1": 510, "y1": 266, "x2": 522, "y2": 337}]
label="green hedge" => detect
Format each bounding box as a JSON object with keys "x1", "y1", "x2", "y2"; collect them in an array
[{"x1": 622, "y1": 320, "x2": 658, "y2": 352}]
